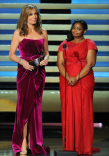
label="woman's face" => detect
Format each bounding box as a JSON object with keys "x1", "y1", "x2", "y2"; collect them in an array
[
  {"x1": 72, "y1": 23, "x2": 86, "y2": 38},
  {"x1": 27, "y1": 8, "x2": 38, "y2": 25}
]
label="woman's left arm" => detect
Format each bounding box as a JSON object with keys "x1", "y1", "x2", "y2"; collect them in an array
[
  {"x1": 70, "y1": 49, "x2": 96, "y2": 86},
  {"x1": 40, "y1": 29, "x2": 49, "y2": 66},
  {"x1": 75, "y1": 49, "x2": 97, "y2": 81}
]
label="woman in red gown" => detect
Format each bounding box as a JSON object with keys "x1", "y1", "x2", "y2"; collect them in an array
[{"x1": 57, "y1": 20, "x2": 99, "y2": 155}]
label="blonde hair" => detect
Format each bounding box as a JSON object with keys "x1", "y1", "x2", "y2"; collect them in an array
[{"x1": 17, "y1": 4, "x2": 42, "y2": 36}]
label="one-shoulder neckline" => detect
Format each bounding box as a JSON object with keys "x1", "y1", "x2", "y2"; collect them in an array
[{"x1": 19, "y1": 38, "x2": 44, "y2": 44}]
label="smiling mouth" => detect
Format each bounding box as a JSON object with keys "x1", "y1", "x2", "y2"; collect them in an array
[{"x1": 73, "y1": 33, "x2": 78, "y2": 35}]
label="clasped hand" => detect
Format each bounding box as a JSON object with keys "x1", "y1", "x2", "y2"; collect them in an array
[
  {"x1": 21, "y1": 59, "x2": 34, "y2": 71},
  {"x1": 67, "y1": 76, "x2": 77, "y2": 86},
  {"x1": 40, "y1": 59, "x2": 48, "y2": 66},
  {"x1": 21, "y1": 59, "x2": 48, "y2": 71}
]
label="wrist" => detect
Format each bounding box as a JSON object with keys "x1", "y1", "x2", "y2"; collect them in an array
[
  {"x1": 19, "y1": 58, "x2": 23, "y2": 65},
  {"x1": 44, "y1": 53, "x2": 49, "y2": 60},
  {"x1": 76, "y1": 73, "x2": 80, "y2": 81},
  {"x1": 66, "y1": 74, "x2": 70, "y2": 81}
]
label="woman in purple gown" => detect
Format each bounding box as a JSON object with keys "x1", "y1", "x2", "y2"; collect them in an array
[{"x1": 9, "y1": 4, "x2": 50, "y2": 155}]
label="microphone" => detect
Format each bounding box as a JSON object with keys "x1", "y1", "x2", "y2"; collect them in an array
[{"x1": 63, "y1": 44, "x2": 67, "y2": 49}]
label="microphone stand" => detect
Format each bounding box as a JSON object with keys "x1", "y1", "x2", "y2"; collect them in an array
[
  {"x1": 54, "y1": 44, "x2": 78, "y2": 156},
  {"x1": 64, "y1": 45, "x2": 66, "y2": 151}
]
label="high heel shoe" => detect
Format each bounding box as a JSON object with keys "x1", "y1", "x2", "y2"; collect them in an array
[
  {"x1": 27, "y1": 147, "x2": 31, "y2": 154},
  {"x1": 20, "y1": 151, "x2": 27, "y2": 155}
]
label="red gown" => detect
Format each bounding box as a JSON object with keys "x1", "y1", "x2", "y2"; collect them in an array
[{"x1": 58, "y1": 39, "x2": 99, "y2": 155}]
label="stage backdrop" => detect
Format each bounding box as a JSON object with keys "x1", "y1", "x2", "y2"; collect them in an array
[{"x1": 0, "y1": 0, "x2": 109, "y2": 112}]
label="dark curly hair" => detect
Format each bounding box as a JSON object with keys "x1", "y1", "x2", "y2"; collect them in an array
[
  {"x1": 67, "y1": 20, "x2": 88, "y2": 41},
  {"x1": 17, "y1": 4, "x2": 42, "y2": 36}
]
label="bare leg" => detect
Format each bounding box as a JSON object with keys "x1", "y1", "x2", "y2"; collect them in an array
[
  {"x1": 28, "y1": 132, "x2": 30, "y2": 149},
  {"x1": 21, "y1": 121, "x2": 28, "y2": 152},
  {"x1": 27, "y1": 120, "x2": 30, "y2": 149}
]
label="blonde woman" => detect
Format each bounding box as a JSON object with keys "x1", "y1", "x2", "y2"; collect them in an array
[{"x1": 9, "y1": 4, "x2": 50, "y2": 155}]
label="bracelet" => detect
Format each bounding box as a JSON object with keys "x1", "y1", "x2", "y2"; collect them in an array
[
  {"x1": 44, "y1": 53, "x2": 49, "y2": 60},
  {"x1": 19, "y1": 59, "x2": 22, "y2": 65}
]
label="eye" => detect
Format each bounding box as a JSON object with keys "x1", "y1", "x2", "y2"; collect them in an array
[
  {"x1": 35, "y1": 12, "x2": 38, "y2": 15},
  {"x1": 29, "y1": 13, "x2": 32, "y2": 16},
  {"x1": 72, "y1": 27, "x2": 75, "y2": 29}
]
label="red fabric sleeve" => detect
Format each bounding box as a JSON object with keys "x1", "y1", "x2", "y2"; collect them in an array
[
  {"x1": 88, "y1": 39, "x2": 98, "y2": 52},
  {"x1": 58, "y1": 40, "x2": 67, "y2": 52}
]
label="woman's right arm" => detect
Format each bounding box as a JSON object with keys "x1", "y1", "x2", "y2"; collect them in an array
[
  {"x1": 57, "y1": 51, "x2": 69, "y2": 79},
  {"x1": 9, "y1": 29, "x2": 21, "y2": 63},
  {"x1": 9, "y1": 30, "x2": 33, "y2": 71},
  {"x1": 57, "y1": 51, "x2": 78, "y2": 85}
]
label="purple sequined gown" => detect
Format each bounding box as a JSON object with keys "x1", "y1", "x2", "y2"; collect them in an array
[{"x1": 12, "y1": 38, "x2": 50, "y2": 154}]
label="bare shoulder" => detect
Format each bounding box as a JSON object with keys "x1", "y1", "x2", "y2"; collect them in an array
[
  {"x1": 42, "y1": 28, "x2": 47, "y2": 33},
  {"x1": 12, "y1": 29, "x2": 20, "y2": 39},
  {"x1": 42, "y1": 28, "x2": 47, "y2": 37},
  {"x1": 12, "y1": 29, "x2": 21, "y2": 42},
  {"x1": 13, "y1": 29, "x2": 20, "y2": 36}
]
